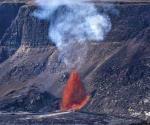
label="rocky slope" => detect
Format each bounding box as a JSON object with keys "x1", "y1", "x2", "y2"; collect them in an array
[
  {"x1": 84, "y1": 3, "x2": 150, "y2": 119},
  {"x1": 0, "y1": 111, "x2": 145, "y2": 125},
  {"x1": 0, "y1": 1, "x2": 150, "y2": 124}
]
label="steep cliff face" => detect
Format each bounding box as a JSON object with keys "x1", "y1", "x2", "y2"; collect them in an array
[
  {"x1": 0, "y1": 3, "x2": 24, "y2": 63},
  {"x1": 0, "y1": 4, "x2": 52, "y2": 63},
  {"x1": 0, "y1": 2, "x2": 150, "y2": 121},
  {"x1": 103, "y1": 3, "x2": 150, "y2": 42},
  {"x1": 1, "y1": 5, "x2": 52, "y2": 46},
  {"x1": 0, "y1": 3, "x2": 24, "y2": 40}
]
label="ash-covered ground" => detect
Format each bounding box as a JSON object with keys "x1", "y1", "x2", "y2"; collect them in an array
[{"x1": 0, "y1": 111, "x2": 147, "y2": 125}]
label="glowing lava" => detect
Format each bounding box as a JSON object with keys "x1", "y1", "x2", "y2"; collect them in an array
[{"x1": 60, "y1": 70, "x2": 90, "y2": 111}]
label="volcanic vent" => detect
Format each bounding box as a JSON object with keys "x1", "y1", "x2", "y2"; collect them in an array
[{"x1": 60, "y1": 70, "x2": 90, "y2": 111}]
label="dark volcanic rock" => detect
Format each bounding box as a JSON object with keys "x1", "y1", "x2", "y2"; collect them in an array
[
  {"x1": 84, "y1": 41, "x2": 150, "y2": 118},
  {"x1": 106, "y1": 3, "x2": 150, "y2": 42},
  {"x1": 0, "y1": 3, "x2": 24, "y2": 40},
  {"x1": 0, "y1": 46, "x2": 55, "y2": 84},
  {"x1": 0, "y1": 111, "x2": 145, "y2": 125},
  {"x1": 0, "y1": 3, "x2": 24, "y2": 63},
  {"x1": 20, "y1": 5, "x2": 51, "y2": 46},
  {"x1": 0, "y1": 4, "x2": 52, "y2": 63},
  {"x1": 0, "y1": 88, "x2": 59, "y2": 112}
]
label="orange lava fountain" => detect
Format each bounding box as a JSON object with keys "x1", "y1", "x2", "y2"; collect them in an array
[{"x1": 60, "y1": 70, "x2": 90, "y2": 111}]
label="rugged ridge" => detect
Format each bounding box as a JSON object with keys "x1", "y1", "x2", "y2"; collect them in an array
[
  {"x1": 0, "y1": 4, "x2": 52, "y2": 63},
  {"x1": 0, "y1": 3, "x2": 24, "y2": 63},
  {"x1": 1, "y1": 5, "x2": 52, "y2": 47}
]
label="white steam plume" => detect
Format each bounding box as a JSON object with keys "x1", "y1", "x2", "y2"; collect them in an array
[{"x1": 33, "y1": 0, "x2": 112, "y2": 70}]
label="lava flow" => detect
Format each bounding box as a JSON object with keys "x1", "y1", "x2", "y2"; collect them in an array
[{"x1": 60, "y1": 70, "x2": 90, "y2": 111}]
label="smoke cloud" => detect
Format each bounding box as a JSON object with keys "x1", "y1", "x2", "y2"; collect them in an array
[{"x1": 33, "y1": 0, "x2": 112, "y2": 70}]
